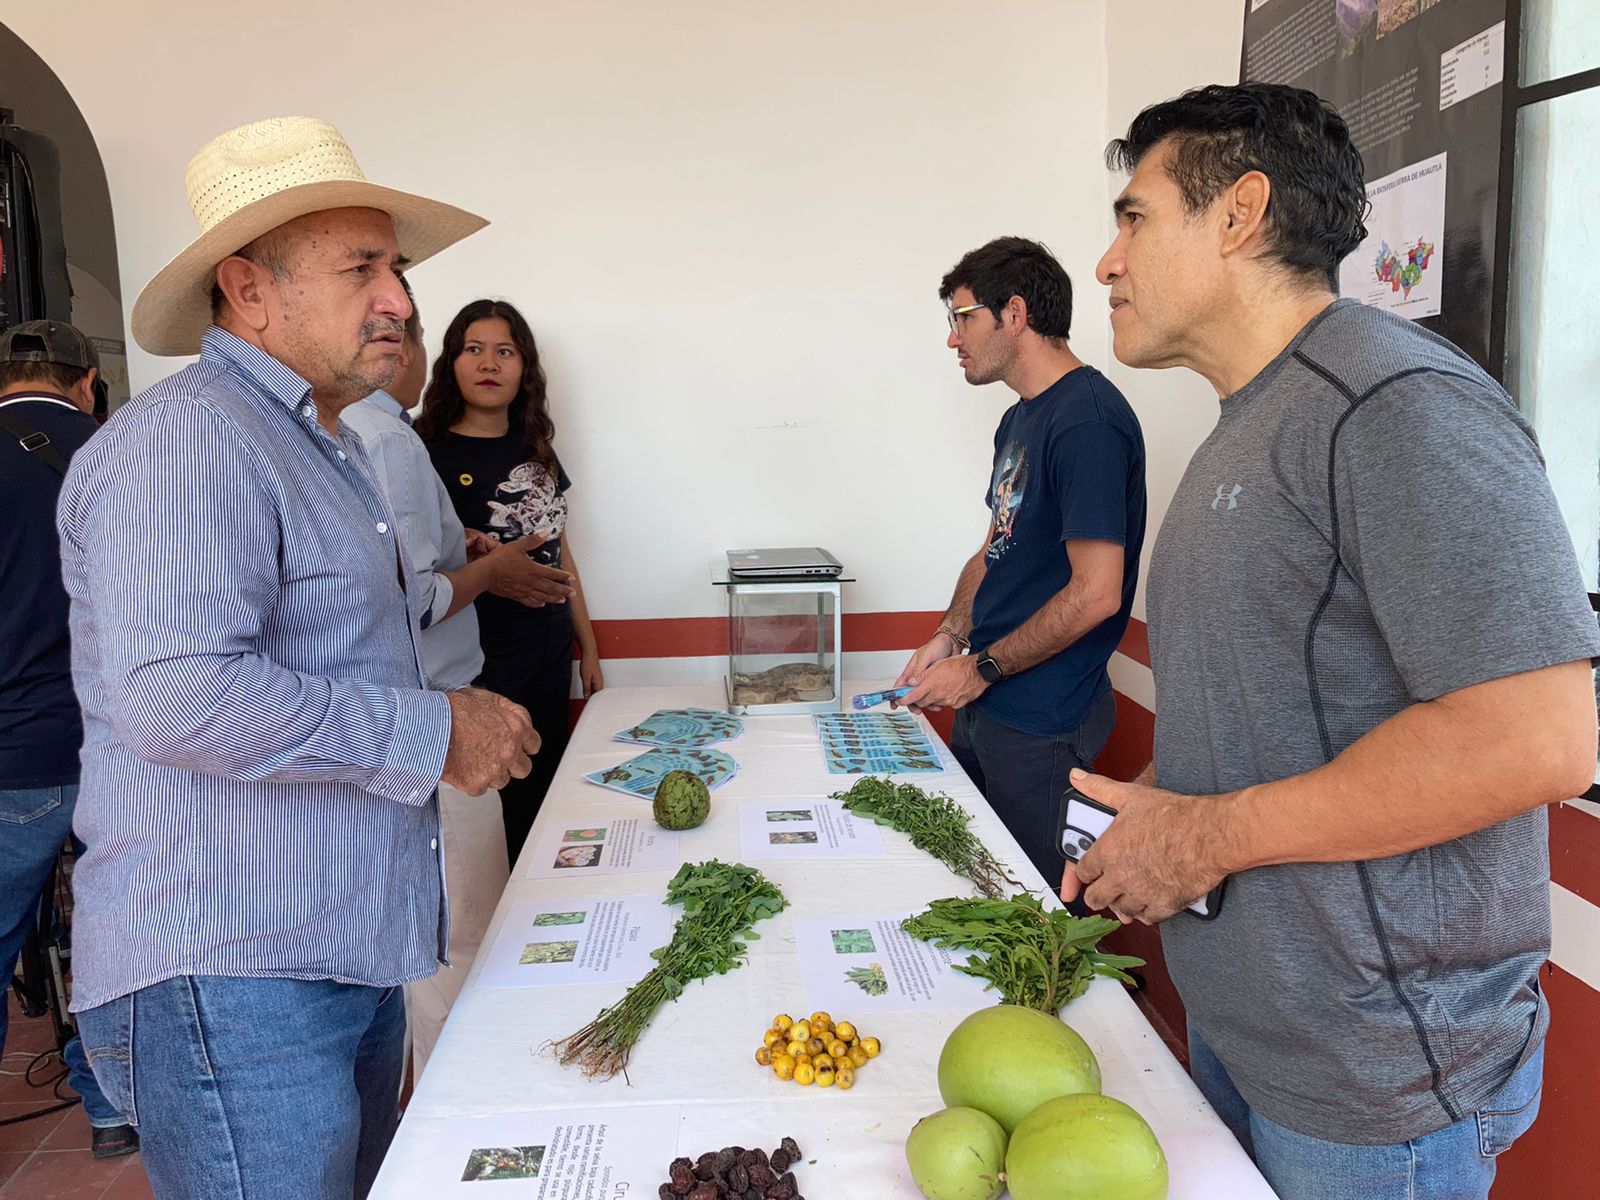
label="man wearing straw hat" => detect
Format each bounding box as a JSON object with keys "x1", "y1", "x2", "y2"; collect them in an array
[{"x1": 58, "y1": 117, "x2": 569, "y2": 1199}]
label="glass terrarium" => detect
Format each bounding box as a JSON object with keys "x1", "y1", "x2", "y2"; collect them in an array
[{"x1": 712, "y1": 562, "x2": 851, "y2": 715}]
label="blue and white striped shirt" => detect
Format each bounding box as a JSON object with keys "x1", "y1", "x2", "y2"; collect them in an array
[{"x1": 58, "y1": 327, "x2": 454, "y2": 1011}]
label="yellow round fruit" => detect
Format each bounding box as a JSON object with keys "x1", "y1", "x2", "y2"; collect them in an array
[
  {"x1": 792, "y1": 1021, "x2": 812, "y2": 1043},
  {"x1": 763, "y1": 1029, "x2": 783, "y2": 1048},
  {"x1": 794, "y1": 1062, "x2": 816, "y2": 1086},
  {"x1": 836, "y1": 1021, "x2": 857, "y2": 1042},
  {"x1": 816, "y1": 1067, "x2": 836, "y2": 1088},
  {"x1": 785, "y1": 1040, "x2": 807, "y2": 1059},
  {"x1": 836, "y1": 1067, "x2": 856, "y2": 1090},
  {"x1": 773, "y1": 1055, "x2": 795, "y2": 1081},
  {"x1": 813, "y1": 1053, "x2": 834, "y2": 1071},
  {"x1": 811, "y1": 1011, "x2": 832, "y2": 1030},
  {"x1": 806, "y1": 1038, "x2": 826, "y2": 1057},
  {"x1": 755, "y1": 1046, "x2": 772, "y2": 1066},
  {"x1": 849, "y1": 1046, "x2": 870, "y2": 1069},
  {"x1": 772, "y1": 1014, "x2": 794, "y2": 1033},
  {"x1": 796, "y1": 1053, "x2": 812, "y2": 1066},
  {"x1": 861, "y1": 1036, "x2": 881, "y2": 1058},
  {"x1": 828, "y1": 1040, "x2": 849, "y2": 1058}
]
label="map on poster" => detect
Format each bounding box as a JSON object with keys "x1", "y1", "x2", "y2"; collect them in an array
[{"x1": 1340, "y1": 152, "x2": 1447, "y2": 317}]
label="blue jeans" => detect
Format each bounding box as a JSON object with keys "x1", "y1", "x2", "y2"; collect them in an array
[
  {"x1": 77, "y1": 976, "x2": 406, "y2": 1200},
  {"x1": 950, "y1": 689, "x2": 1118, "y2": 885},
  {"x1": 1189, "y1": 1026, "x2": 1544, "y2": 1200},
  {"x1": 0, "y1": 784, "x2": 122, "y2": 1127}
]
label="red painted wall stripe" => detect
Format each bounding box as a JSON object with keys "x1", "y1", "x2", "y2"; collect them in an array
[
  {"x1": 589, "y1": 611, "x2": 945, "y2": 661},
  {"x1": 842, "y1": 611, "x2": 944, "y2": 651},
  {"x1": 1096, "y1": 690, "x2": 1155, "y2": 782},
  {"x1": 1118, "y1": 616, "x2": 1150, "y2": 669},
  {"x1": 592, "y1": 617, "x2": 728, "y2": 659},
  {"x1": 1549, "y1": 801, "x2": 1600, "y2": 909},
  {"x1": 590, "y1": 610, "x2": 1151, "y2": 665},
  {"x1": 1493, "y1": 962, "x2": 1600, "y2": 1200}
]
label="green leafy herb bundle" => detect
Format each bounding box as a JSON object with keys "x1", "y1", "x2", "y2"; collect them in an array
[
  {"x1": 552, "y1": 860, "x2": 786, "y2": 1080},
  {"x1": 831, "y1": 777, "x2": 1013, "y2": 897},
  {"x1": 902, "y1": 893, "x2": 1144, "y2": 1013}
]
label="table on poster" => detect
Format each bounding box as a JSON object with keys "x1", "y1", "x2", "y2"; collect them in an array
[{"x1": 369, "y1": 685, "x2": 1278, "y2": 1200}]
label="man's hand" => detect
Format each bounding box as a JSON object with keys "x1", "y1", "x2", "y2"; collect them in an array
[
  {"x1": 464, "y1": 529, "x2": 496, "y2": 561},
  {"x1": 1059, "y1": 768, "x2": 1230, "y2": 924},
  {"x1": 441, "y1": 687, "x2": 541, "y2": 795},
  {"x1": 901, "y1": 653, "x2": 988, "y2": 714},
  {"x1": 484, "y1": 535, "x2": 575, "y2": 607},
  {"x1": 895, "y1": 633, "x2": 958, "y2": 690},
  {"x1": 894, "y1": 634, "x2": 962, "y2": 712}
]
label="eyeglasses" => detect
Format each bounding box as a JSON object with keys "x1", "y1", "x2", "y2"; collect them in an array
[{"x1": 946, "y1": 302, "x2": 989, "y2": 332}]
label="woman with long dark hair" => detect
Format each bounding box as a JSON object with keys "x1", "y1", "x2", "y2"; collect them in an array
[{"x1": 417, "y1": 299, "x2": 603, "y2": 860}]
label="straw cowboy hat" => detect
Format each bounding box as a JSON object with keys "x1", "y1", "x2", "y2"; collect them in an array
[{"x1": 131, "y1": 116, "x2": 487, "y2": 355}]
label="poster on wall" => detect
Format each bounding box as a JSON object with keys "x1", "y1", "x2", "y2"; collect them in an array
[{"x1": 1241, "y1": 0, "x2": 1508, "y2": 372}]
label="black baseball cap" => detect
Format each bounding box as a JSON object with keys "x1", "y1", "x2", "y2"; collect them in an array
[{"x1": 0, "y1": 319, "x2": 101, "y2": 372}]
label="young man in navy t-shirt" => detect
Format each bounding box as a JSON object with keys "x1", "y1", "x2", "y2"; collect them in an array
[
  {"x1": 0, "y1": 320, "x2": 137, "y2": 1157},
  {"x1": 899, "y1": 237, "x2": 1147, "y2": 886}
]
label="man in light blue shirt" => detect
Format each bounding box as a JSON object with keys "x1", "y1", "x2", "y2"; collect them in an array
[
  {"x1": 343, "y1": 280, "x2": 563, "y2": 1077},
  {"x1": 61, "y1": 117, "x2": 557, "y2": 1200}
]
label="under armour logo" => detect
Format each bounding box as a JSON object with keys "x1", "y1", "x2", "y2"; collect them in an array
[{"x1": 1212, "y1": 483, "x2": 1243, "y2": 512}]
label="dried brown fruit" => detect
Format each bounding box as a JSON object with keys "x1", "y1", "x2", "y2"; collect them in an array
[
  {"x1": 747, "y1": 1164, "x2": 774, "y2": 1190},
  {"x1": 687, "y1": 1184, "x2": 718, "y2": 1200},
  {"x1": 728, "y1": 1164, "x2": 748, "y2": 1192},
  {"x1": 768, "y1": 1149, "x2": 791, "y2": 1173},
  {"x1": 670, "y1": 1160, "x2": 696, "y2": 1193},
  {"x1": 779, "y1": 1137, "x2": 801, "y2": 1161}
]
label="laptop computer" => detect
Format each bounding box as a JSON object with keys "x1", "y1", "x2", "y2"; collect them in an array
[{"x1": 726, "y1": 547, "x2": 844, "y2": 578}]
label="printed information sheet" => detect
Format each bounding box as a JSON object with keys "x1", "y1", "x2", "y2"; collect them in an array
[
  {"x1": 793, "y1": 912, "x2": 993, "y2": 1014},
  {"x1": 737, "y1": 799, "x2": 886, "y2": 860},
  {"x1": 398, "y1": 1107, "x2": 681, "y2": 1197},
  {"x1": 478, "y1": 895, "x2": 673, "y2": 989},
  {"x1": 612, "y1": 707, "x2": 744, "y2": 747},
  {"x1": 525, "y1": 817, "x2": 680, "y2": 880},
  {"x1": 813, "y1": 711, "x2": 944, "y2": 775},
  {"x1": 1440, "y1": 22, "x2": 1505, "y2": 112}
]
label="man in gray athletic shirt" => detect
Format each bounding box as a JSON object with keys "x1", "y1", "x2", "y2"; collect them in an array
[{"x1": 1061, "y1": 82, "x2": 1600, "y2": 1200}]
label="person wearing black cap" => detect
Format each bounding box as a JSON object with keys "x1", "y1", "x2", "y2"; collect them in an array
[{"x1": 0, "y1": 319, "x2": 137, "y2": 1158}]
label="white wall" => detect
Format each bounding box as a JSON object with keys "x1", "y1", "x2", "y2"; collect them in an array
[
  {"x1": 6, "y1": 0, "x2": 1122, "y2": 625},
  {"x1": 1100, "y1": 0, "x2": 1247, "y2": 623}
]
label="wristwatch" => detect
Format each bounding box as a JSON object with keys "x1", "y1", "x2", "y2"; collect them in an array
[{"x1": 974, "y1": 649, "x2": 1005, "y2": 684}]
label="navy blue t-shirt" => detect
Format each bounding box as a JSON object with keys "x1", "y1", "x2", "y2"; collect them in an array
[
  {"x1": 0, "y1": 395, "x2": 99, "y2": 787},
  {"x1": 968, "y1": 366, "x2": 1146, "y2": 736}
]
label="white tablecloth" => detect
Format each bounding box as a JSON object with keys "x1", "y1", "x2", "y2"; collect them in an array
[{"x1": 371, "y1": 685, "x2": 1277, "y2": 1199}]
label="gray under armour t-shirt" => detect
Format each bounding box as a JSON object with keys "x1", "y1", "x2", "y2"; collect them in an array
[{"x1": 1149, "y1": 298, "x2": 1600, "y2": 1145}]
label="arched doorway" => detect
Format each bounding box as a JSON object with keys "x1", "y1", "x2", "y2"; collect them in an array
[{"x1": 0, "y1": 21, "x2": 127, "y2": 411}]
